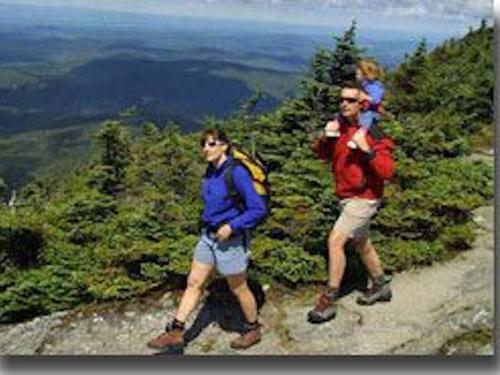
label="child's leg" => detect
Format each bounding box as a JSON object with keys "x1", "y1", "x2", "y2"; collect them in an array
[
  {"x1": 348, "y1": 111, "x2": 375, "y2": 149},
  {"x1": 359, "y1": 110, "x2": 375, "y2": 132}
]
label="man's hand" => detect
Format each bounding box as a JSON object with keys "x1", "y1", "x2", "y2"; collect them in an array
[
  {"x1": 351, "y1": 129, "x2": 371, "y2": 153},
  {"x1": 216, "y1": 224, "x2": 233, "y2": 241},
  {"x1": 324, "y1": 119, "x2": 340, "y2": 137}
]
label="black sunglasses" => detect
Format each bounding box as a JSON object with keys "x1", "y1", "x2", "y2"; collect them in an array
[
  {"x1": 340, "y1": 97, "x2": 359, "y2": 104},
  {"x1": 200, "y1": 140, "x2": 223, "y2": 148}
]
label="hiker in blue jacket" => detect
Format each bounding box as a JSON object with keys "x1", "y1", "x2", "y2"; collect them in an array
[{"x1": 148, "y1": 128, "x2": 267, "y2": 352}]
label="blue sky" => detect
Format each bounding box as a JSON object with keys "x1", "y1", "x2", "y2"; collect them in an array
[{"x1": 0, "y1": 0, "x2": 493, "y2": 33}]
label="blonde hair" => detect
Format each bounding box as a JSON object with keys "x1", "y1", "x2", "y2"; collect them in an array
[{"x1": 357, "y1": 59, "x2": 384, "y2": 81}]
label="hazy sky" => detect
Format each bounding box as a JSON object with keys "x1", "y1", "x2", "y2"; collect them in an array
[{"x1": 0, "y1": 0, "x2": 493, "y2": 33}]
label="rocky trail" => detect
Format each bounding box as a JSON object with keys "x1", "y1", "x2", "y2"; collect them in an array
[{"x1": 1, "y1": 202, "x2": 494, "y2": 356}]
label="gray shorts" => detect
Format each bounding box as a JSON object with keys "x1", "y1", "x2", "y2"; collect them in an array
[
  {"x1": 333, "y1": 198, "x2": 380, "y2": 240},
  {"x1": 193, "y1": 230, "x2": 251, "y2": 276}
]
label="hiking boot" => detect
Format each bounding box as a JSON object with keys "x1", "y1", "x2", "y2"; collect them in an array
[
  {"x1": 230, "y1": 323, "x2": 262, "y2": 350},
  {"x1": 147, "y1": 324, "x2": 185, "y2": 350},
  {"x1": 357, "y1": 276, "x2": 392, "y2": 305},
  {"x1": 307, "y1": 290, "x2": 338, "y2": 324}
]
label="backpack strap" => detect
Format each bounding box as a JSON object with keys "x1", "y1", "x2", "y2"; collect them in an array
[{"x1": 224, "y1": 160, "x2": 245, "y2": 212}]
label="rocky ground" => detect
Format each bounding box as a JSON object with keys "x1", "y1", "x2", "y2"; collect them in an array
[{"x1": 0, "y1": 203, "x2": 494, "y2": 356}]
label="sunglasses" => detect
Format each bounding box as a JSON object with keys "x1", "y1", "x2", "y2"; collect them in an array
[
  {"x1": 200, "y1": 140, "x2": 223, "y2": 148},
  {"x1": 340, "y1": 97, "x2": 359, "y2": 104}
]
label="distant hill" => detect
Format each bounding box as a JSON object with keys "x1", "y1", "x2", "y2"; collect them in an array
[
  {"x1": 0, "y1": 57, "x2": 296, "y2": 135},
  {"x1": 0, "y1": 6, "x2": 458, "y2": 188},
  {"x1": 0, "y1": 122, "x2": 100, "y2": 189}
]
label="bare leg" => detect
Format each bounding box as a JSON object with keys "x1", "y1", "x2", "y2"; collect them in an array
[
  {"x1": 327, "y1": 229, "x2": 350, "y2": 289},
  {"x1": 354, "y1": 237, "x2": 392, "y2": 305},
  {"x1": 175, "y1": 261, "x2": 214, "y2": 323},
  {"x1": 226, "y1": 273, "x2": 258, "y2": 324},
  {"x1": 355, "y1": 238, "x2": 384, "y2": 283}
]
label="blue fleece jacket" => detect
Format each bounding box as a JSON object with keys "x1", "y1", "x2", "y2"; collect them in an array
[
  {"x1": 361, "y1": 79, "x2": 384, "y2": 105},
  {"x1": 201, "y1": 156, "x2": 267, "y2": 232}
]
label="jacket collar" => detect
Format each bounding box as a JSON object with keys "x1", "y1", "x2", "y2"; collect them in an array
[{"x1": 207, "y1": 155, "x2": 233, "y2": 175}]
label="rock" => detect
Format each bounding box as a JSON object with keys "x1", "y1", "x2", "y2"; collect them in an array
[
  {"x1": 472, "y1": 206, "x2": 494, "y2": 232},
  {"x1": 160, "y1": 292, "x2": 175, "y2": 309},
  {"x1": 0, "y1": 311, "x2": 68, "y2": 355}
]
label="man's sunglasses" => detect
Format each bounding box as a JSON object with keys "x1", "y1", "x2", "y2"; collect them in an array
[{"x1": 340, "y1": 97, "x2": 359, "y2": 104}]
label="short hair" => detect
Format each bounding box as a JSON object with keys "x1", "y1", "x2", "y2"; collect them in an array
[
  {"x1": 357, "y1": 59, "x2": 384, "y2": 81},
  {"x1": 200, "y1": 128, "x2": 232, "y2": 153},
  {"x1": 341, "y1": 80, "x2": 362, "y2": 90}
]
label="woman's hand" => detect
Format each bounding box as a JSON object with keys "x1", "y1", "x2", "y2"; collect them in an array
[{"x1": 216, "y1": 224, "x2": 233, "y2": 241}]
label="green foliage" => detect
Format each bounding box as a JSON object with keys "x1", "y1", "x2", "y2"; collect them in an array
[
  {"x1": 309, "y1": 20, "x2": 363, "y2": 86},
  {"x1": 250, "y1": 237, "x2": 326, "y2": 285},
  {"x1": 387, "y1": 26, "x2": 493, "y2": 159},
  {"x1": 92, "y1": 121, "x2": 132, "y2": 195},
  {"x1": 0, "y1": 23, "x2": 493, "y2": 324},
  {"x1": 376, "y1": 238, "x2": 444, "y2": 272},
  {"x1": 0, "y1": 266, "x2": 91, "y2": 323},
  {"x1": 439, "y1": 222, "x2": 476, "y2": 252},
  {"x1": 375, "y1": 158, "x2": 493, "y2": 244},
  {"x1": 301, "y1": 20, "x2": 364, "y2": 128},
  {"x1": 389, "y1": 39, "x2": 429, "y2": 110},
  {"x1": 0, "y1": 176, "x2": 5, "y2": 199},
  {"x1": 0, "y1": 208, "x2": 46, "y2": 272}
]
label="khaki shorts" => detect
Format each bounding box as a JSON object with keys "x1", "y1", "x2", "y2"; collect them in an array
[{"x1": 333, "y1": 198, "x2": 380, "y2": 240}]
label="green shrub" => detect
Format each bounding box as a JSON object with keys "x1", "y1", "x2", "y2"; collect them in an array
[
  {"x1": 0, "y1": 266, "x2": 91, "y2": 323},
  {"x1": 377, "y1": 238, "x2": 444, "y2": 272},
  {"x1": 251, "y1": 237, "x2": 326, "y2": 285}
]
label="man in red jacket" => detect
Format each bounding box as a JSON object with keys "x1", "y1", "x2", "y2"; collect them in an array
[{"x1": 308, "y1": 81, "x2": 395, "y2": 324}]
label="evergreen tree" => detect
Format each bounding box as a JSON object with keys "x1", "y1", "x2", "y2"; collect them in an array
[
  {"x1": 329, "y1": 20, "x2": 364, "y2": 85},
  {"x1": 301, "y1": 20, "x2": 364, "y2": 130},
  {"x1": 92, "y1": 121, "x2": 132, "y2": 195},
  {"x1": 389, "y1": 39, "x2": 428, "y2": 113}
]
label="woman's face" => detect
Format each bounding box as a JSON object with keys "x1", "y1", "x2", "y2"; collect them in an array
[{"x1": 201, "y1": 136, "x2": 228, "y2": 164}]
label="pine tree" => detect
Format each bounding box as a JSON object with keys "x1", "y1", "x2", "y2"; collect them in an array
[
  {"x1": 388, "y1": 39, "x2": 429, "y2": 114},
  {"x1": 329, "y1": 19, "x2": 364, "y2": 85},
  {"x1": 92, "y1": 121, "x2": 132, "y2": 195},
  {"x1": 301, "y1": 20, "x2": 364, "y2": 129}
]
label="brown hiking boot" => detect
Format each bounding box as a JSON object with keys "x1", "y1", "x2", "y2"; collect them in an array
[
  {"x1": 307, "y1": 289, "x2": 338, "y2": 324},
  {"x1": 147, "y1": 327, "x2": 184, "y2": 350},
  {"x1": 230, "y1": 324, "x2": 262, "y2": 350}
]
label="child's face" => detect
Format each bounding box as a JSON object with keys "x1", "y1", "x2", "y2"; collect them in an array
[{"x1": 356, "y1": 68, "x2": 363, "y2": 81}]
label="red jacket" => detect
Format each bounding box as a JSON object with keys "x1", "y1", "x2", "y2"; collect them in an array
[{"x1": 312, "y1": 121, "x2": 395, "y2": 200}]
